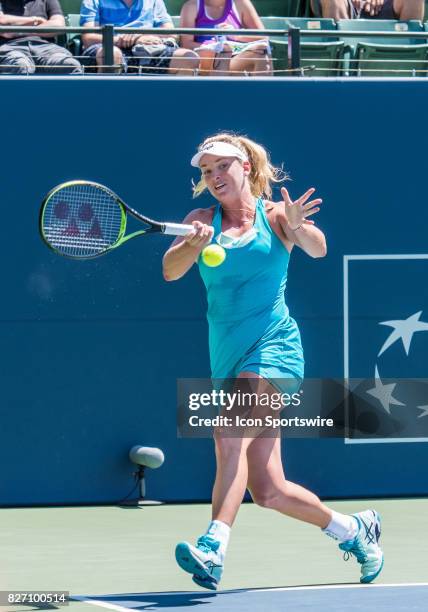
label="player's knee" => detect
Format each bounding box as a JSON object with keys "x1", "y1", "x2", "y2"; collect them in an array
[
  {"x1": 250, "y1": 487, "x2": 280, "y2": 509},
  {"x1": 214, "y1": 435, "x2": 245, "y2": 460}
]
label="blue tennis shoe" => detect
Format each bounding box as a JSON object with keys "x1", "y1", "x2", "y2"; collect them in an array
[
  {"x1": 339, "y1": 509, "x2": 384, "y2": 583},
  {"x1": 175, "y1": 535, "x2": 224, "y2": 591}
]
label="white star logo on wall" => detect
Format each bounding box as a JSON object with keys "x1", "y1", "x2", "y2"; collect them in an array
[
  {"x1": 366, "y1": 311, "x2": 428, "y2": 416},
  {"x1": 367, "y1": 366, "x2": 405, "y2": 415},
  {"x1": 378, "y1": 311, "x2": 428, "y2": 357},
  {"x1": 417, "y1": 406, "x2": 428, "y2": 419}
]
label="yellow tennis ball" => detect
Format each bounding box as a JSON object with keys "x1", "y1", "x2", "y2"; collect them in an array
[{"x1": 201, "y1": 244, "x2": 226, "y2": 267}]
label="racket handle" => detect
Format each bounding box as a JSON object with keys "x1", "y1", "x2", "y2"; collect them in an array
[{"x1": 163, "y1": 222, "x2": 214, "y2": 237}]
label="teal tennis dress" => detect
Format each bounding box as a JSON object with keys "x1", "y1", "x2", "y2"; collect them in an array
[{"x1": 198, "y1": 198, "x2": 304, "y2": 391}]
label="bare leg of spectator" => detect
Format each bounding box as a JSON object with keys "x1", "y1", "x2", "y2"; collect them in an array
[
  {"x1": 311, "y1": 0, "x2": 351, "y2": 19},
  {"x1": 169, "y1": 49, "x2": 199, "y2": 76},
  {"x1": 0, "y1": 47, "x2": 35, "y2": 74},
  {"x1": 95, "y1": 45, "x2": 124, "y2": 73},
  {"x1": 394, "y1": 0, "x2": 425, "y2": 20},
  {"x1": 229, "y1": 45, "x2": 272, "y2": 76},
  {"x1": 211, "y1": 51, "x2": 233, "y2": 76}
]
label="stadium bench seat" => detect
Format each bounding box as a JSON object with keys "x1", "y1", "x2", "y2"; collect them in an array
[
  {"x1": 268, "y1": 18, "x2": 344, "y2": 76},
  {"x1": 338, "y1": 19, "x2": 428, "y2": 76},
  {"x1": 66, "y1": 13, "x2": 82, "y2": 57},
  {"x1": 270, "y1": 38, "x2": 344, "y2": 75},
  {"x1": 355, "y1": 42, "x2": 428, "y2": 76},
  {"x1": 286, "y1": 16, "x2": 337, "y2": 41},
  {"x1": 261, "y1": 17, "x2": 288, "y2": 40}
]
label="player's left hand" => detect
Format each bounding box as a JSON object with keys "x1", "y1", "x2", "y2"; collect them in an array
[{"x1": 281, "y1": 187, "x2": 322, "y2": 230}]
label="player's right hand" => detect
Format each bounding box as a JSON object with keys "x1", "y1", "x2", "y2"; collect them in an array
[{"x1": 184, "y1": 220, "x2": 214, "y2": 248}]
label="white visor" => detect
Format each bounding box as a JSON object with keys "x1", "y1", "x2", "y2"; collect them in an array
[{"x1": 191, "y1": 141, "x2": 248, "y2": 168}]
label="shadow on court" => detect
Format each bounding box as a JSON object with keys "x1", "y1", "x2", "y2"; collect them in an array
[{"x1": 73, "y1": 584, "x2": 428, "y2": 611}]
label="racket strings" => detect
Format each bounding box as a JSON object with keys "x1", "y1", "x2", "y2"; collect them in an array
[{"x1": 43, "y1": 184, "x2": 123, "y2": 257}]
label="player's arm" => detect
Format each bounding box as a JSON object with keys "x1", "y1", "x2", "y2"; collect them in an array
[
  {"x1": 179, "y1": 0, "x2": 200, "y2": 50},
  {"x1": 278, "y1": 187, "x2": 327, "y2": 258},
  {"x1": 285, "y1": 220, "x2": 327, "y2": 258},
  {"x1": 163, "y1": 208, "x2": 214, "y2": 281}
]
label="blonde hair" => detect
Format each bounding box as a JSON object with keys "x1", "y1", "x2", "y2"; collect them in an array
[{"x1": 192, "y1": 133, "x2": 287, "y2": 199}]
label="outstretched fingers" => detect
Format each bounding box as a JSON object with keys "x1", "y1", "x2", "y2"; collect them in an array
[
  {"x1": 282, "y1": 187, "x2": 319, "y2": 208},
  {"x1": 302, "y1": 198, "x2": 322, "y2": 217},
  {"x1": 295, "y1": 188, "x2": 316, "y2": 206},
  {"x1": 304, "y1": 207, "x2": 321, "y2": 218},
  {"x1": 280, "y1": 186, "x2": 293, "y2": 206}
]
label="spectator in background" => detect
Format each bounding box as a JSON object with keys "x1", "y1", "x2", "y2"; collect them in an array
[
  {"x1": 180, "y1": 0, "x2": 272, "y2": 76},
  {"x1": 80, "y1": 0, "x2": 199, "y2": 75},
  {"x1": 310, "y1": 0, "x2": 424, "y2": 20},
  {"x1": 0, "y1": 0, "x2": 82, "y2": 74}
]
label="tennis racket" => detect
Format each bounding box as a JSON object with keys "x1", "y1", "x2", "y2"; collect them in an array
[{"x1": 39, "y1": 180, "x2": 201, "y2": 260}]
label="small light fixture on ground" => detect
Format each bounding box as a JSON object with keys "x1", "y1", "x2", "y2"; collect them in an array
[{"x1": 125, "y1": 445, "x2": 165, "y2": 506}]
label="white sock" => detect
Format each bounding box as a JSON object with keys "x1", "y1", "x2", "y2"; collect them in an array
[
  {"x1": 322, "y1": 511, "x2": 359, "y2": 542},
  {"x1": 205, "y1": 520, "x2": 230, "y2": 558}
]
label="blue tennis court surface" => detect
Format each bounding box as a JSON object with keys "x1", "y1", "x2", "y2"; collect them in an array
[{"x1": 74, "y1": 584, "x2": 428, "y2": 611}]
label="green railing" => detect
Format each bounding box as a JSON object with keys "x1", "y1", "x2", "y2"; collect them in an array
[{"x1": 1, "y1": 25, "x2": 428, "y2": 74}]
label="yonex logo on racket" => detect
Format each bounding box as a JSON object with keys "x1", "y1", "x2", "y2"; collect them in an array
[{"x1": 53, "y1": 200, "x2": 103, "y2": 239}]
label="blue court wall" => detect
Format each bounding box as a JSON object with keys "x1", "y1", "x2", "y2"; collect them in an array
[{"x1": 0, "y1": 77, "x2": 427, "y2": 506}]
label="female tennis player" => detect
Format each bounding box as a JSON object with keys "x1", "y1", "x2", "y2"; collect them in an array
[{"x1": 163, "y1": 133, "x2": 384, "y2": 590}]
